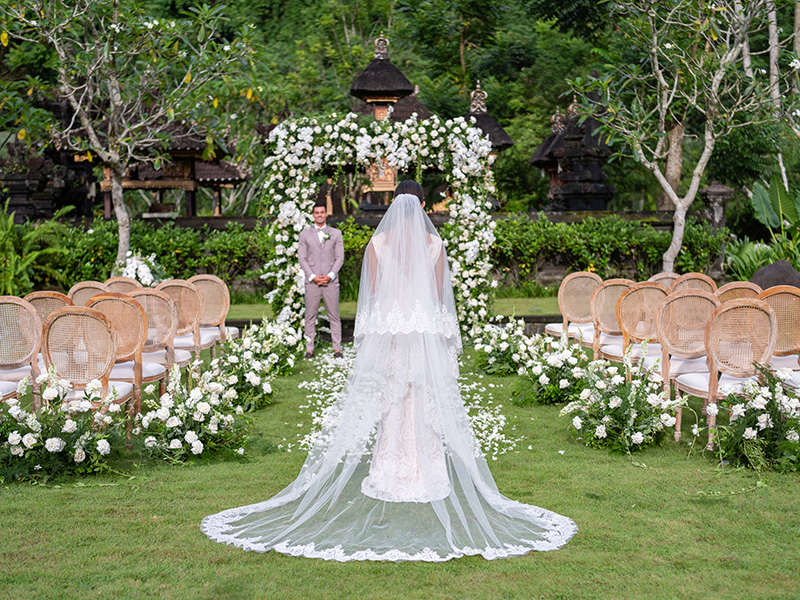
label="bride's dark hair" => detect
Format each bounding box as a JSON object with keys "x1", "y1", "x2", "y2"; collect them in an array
[{"x1": 393, "y1": 180, "x2": 424, "y2": 203}]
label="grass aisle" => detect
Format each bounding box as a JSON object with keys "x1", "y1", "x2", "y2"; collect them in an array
[{"x1": 1, "y1": 352, "x2": 799, "y2": 599}]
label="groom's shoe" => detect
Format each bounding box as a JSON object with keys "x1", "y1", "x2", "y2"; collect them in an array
[
  {"x1": 304, "y1": 351, "x2": 314, "y2": 359},
  {"x1": 333, "y1": 351, "x2": 343, "y2": 358}
]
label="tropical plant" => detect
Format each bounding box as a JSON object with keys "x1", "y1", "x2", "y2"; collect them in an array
[{"x1": 0, "y1": 201, "x2": 69, "y2": 295}]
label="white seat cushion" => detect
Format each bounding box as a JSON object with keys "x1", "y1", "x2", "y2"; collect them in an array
[
  {"x1": 770, "y1": 354, "x2": 799, "y2": 370},
  {"x1": 601, "y1": 342, "x2": 662, "y2": 361},
  {"x1": 62, "y1": 381, "x2": 134, "y2": 403},
  {"x1": 0, "y1": 380, "x2": 18, "y2": 399},
  {"x1": 544, "y1": 322, "x2": 589, "y2": 338},
  {"x1": 110, "y1": 361, "x2": 167, "y2": 381},
  {"x1": 641, "y1": 354, "x2": 709, "y2": 377},
  {"x1": 174, "y1": 330, "x2": 219, "y2": 349},
  {"x1": 142, "y1": 348, "x2": 192, "y2": 366},
  {"x1": 675, "y1": 372, "x2": 758, "y2": 395},
  {"x1": 0, "y1": 365, "x2": 32, "y2": 382}
]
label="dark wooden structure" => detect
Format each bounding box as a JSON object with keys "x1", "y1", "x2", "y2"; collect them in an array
[{"x1": 530, "y1": 97, "x2": 614, "y2": 211}]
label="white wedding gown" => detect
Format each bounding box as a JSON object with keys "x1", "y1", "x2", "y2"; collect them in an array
[{"x1": 201, "y1": 195, "x2": 577, "y2": 561}]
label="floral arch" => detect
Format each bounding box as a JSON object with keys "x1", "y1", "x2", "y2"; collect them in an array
[{"x1": 259, "y1": 111, "x2": 497, "y2": 339}]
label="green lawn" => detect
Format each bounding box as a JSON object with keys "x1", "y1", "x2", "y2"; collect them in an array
[
  {"x1": 2, "y1": 352, "x2": 799, "y2": 599},
  {"x1": 228, "y1": 297, "x2": 560, "y2": 322}
]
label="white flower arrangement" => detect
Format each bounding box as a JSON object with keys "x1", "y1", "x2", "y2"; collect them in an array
[
  {"x1": 559, "y1": 344, "x2": 684, "y2": 453},
  {"x1": 0, "y1": 369, "x2": 126, "y2": 480},
  {"x1": 473, "y1": 317, "x2": 534, "y2": 375},
  {"x1": 513, "y1": 333, "x2": 589, "y2": 405},
  {"x1": 209, "y1": 319, "x2": 304, "y2": 411},
  {"x1": 259, "y1": 112, "x2": 495, "y2": 339},
  {"x1": 714, "y1": 365, "x2": 800, "y2": 472},
  {"x1": 112, "y1": 250, "x2": 168, "y2": 286},
  {"x1": 136, "y1": 364, "x2": 248, "y2": 460}
]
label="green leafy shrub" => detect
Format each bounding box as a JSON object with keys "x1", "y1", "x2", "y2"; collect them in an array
[{"x1": 335, "y1": 217, "x2": 375, "y2": 302}]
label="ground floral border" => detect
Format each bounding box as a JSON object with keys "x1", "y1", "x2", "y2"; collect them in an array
[{"x1": 258, "y1": 111, "x2": 497, "y2": 338}]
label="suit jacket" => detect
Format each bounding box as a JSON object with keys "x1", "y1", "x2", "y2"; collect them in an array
[{"x1": 298, "y1": 225, "x2": 345, "y2": 282}]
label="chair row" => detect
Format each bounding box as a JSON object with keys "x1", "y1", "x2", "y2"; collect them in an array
[{"x1": 546, "y1": 272, "x2": 799, "y2": 448}]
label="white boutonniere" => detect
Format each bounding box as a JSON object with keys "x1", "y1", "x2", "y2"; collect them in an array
[{"x1": 321, "y1": 231, "x2": 330, "y2": 243}]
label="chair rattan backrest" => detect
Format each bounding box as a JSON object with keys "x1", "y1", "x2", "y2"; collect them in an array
[
  {"x1": 706, "y1": 299, "x2": 777, "y2": 377},
  {"x1": 68, "y1": 281, "x2": 111, "y2": 306},
  {"x1": 0, "y1": 297, "x2": 42, "y2": 368},
  {"x1": 86, "y1": 293, "x2": 147, "y2": 363},
  {"x1": 757, "y1": 286, "x2": 800, "y2": 356},
  {"x1": 616, "y1": 282, "x2": 669, "y2": 347},
  {"x1": 715, "y1": 281, "x2": 762, "y2": 303},
  {"x1": 669, "y1": 272, "x2": 717, "y2": 293},
  {"x1": 43, "y1": 306, "x2": 115, "y2": 389},
  {"x1": 188, "y1": 274, "x2": 230, "y2": 327},
  {"x1": 557, "y1": 271, "x2": 602, "y2": 326},
  {"x1": 657, "y1": 290, "x2": 721, "y2": 359},
  {"x1": 155, "y1": 280, "x2": 203, "y2": 337},
  {"x1": 23, "y1": 291, "x2": 72, "y2": 334},
  {"x1": 105, "y1": 276, "x2": 143, "y2": 293},
  {"x1": 591, "y1": 279, "x2": 635, "y2": 335},
  {"x1": 648, "y1": 272, "x2": 679, "y2": 286},
  {"x1": 128, "y1": 289, "x2": 178, "y2": 352}
]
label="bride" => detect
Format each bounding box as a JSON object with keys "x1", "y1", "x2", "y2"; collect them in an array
[{"x1": 201, "y1": 181, "x2": 577, "y2": 561}]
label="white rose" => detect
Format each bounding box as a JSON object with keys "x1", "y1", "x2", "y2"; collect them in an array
[
  {"x1": 10, "y1": 445, "x2": 24, "y2": 457},
  {"x1": 196, "y1": 401, "x2": 211, "y2": 415},
  {"x1": 743, "y1": 427, "x2": 757, "y2": 440},
  {"x1": 144, "y1": 436, "x2": 158, "y2": 448},
  {"x1": 156, "y1": 407, "x2": 170, "y2": 420},
  {"x1": 8, "y1": 431, "x2": 22, "y2": 446},
  {"x1": 706, "y1": 403, "x2": 719, "y2": 417},
  {"x1": 62, "y1": 419, "x2": 78, "y2": 434},
  {"x1": 786, "y1": 430, "x2": 799, "y2": 442},
  {"x1": 559, "y1": 379, "x2": 570, "y2": 389},
  {"x1": 96, "y1": 439, "x2": 111, "y2": 455},
  {"x1": 595, "y1": 424, "x2": 607, "y2": 438},
  {"x1": 166, "y1": 416, "x2": 181, "y2": 428},
  {"x1": 73, "y1": 447, "x2": 86, "y2": 463},
  {"x1": 42, "y1": 387, "x2": 59, "y2": 401},
  {"x1": 190, "y1": 440, "x2": 204, "y2": 455},
  {"x1": 539, "y1": 374, "x2": 550, "y2": 386},
  {"x1": 184, "y1": 430, "x2": 199, "y2": 444},
  {"x1": 572, "y1": 416, "x2": 582, "y2": 430},
  {"x1": 169, "y1": 439, "x2": 182, "y2": 449},
  {"x1": 631, "y1": 432, "x2": 645, "y2": 444},
  {"x1": 45, "y1": 437, "x2": 66, "y2": 453},
  {"x1": 22, "y1": 433, "x2": 37, "y2": 448}
]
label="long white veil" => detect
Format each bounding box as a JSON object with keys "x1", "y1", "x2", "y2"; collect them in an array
[{"x1": 201, "y1": 194, "x2": 576, "y2": 561}]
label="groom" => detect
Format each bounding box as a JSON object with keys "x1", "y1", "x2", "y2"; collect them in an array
[{"x1": 298, "y1": 202, "x2": 345, "y2": 358}]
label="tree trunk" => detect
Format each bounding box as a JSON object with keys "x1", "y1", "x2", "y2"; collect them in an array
[
  {"x1": 795, "y1": 1, "x2": 800, "y2": 92},
  {"x1": 111, "y1": 164, "x2": 131, "y2": 264},
  {"x1": 657, "y1": 123, "x2": 684, "y2": 211},
  {"x1": 734, "y1": 0, "x2": 754, "y2": 77},
  {"x1": 662, "y1": 201, "x2": 689, "y2": 273}
]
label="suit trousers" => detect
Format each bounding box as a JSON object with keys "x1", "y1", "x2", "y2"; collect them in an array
[{"x1": 304, "y1": 280, "x2": 342, "y2": 352}]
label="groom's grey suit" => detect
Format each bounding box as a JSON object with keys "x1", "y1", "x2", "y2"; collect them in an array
[{"x1": 298, "y1": 224, "x2": 345, "y2": 353}]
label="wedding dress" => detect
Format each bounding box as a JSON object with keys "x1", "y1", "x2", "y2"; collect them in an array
[{"x1": 201, "y1": 194, "x2": 577, "y2": 561}]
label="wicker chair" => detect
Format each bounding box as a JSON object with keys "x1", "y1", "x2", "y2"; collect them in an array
[
  {"x1": 42, "y1": 306, "x2": 133, "y2": 408},
  {"x1": 105, "y1": 276, "x2": 143, "y2": 293},
  {"x1": 757, "y1": 286, "x2": 800, "y2": 371},
  {"x1": 188, "y1": 274, "x2": 240, "y2": 358},
  {"x1": 24, "y1": 291, "x2": 73, "y2": 332},
  {"x1": 715, "y1": 281, "x2": 762, "y2": 303},
  {"x1": 647, "y1": 290, "x2": 721, "y2": 440},
  {"x1": 87, "y1": 293, "x2": 165, "y2": 420},
  {"x1": 68, "y1": 281, "x2": 111, "y2": 306},
  {"x1": 669, "y1": 273, "x2": 717, "y2": 294},
  {"x1": 600, "y1": 282, "x2": 668, "y2": 363},
  {"x1": 544, "y1": 271, "x2": 602, "y2": 342},
  {"x1": 648, "y1": 272, "x2": 680, "y2": 287},
  {"x1": 155, "y1": 280, "x2": 209, "y2": 363},
  {"x1": 0, "y1": 297, "x2": 42, "y2": 406},
  {"x1": 129, "y1": 289, "x2": 190, "y2": 387},
  {"x1": 673, "y1": 299, "x2": 777, "y2": 449},
  {"x1": 585, "y1": 278, "x2": 634, "y2": 360}
]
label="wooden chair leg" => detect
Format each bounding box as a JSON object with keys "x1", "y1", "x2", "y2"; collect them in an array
[{"x1": 674, "y1": 390, "x2": 683, "y2": 443}]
